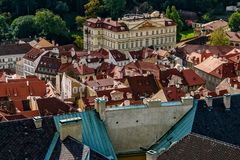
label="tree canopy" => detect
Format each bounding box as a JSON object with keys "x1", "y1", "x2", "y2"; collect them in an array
[
  {"x1": 209, "y1": 28, "x2": 230, "y2": 46},
  {"x1": 34, "y1": 9, "x2": 69, "y2": 38},
  {"x1": 0, "y1": 15, "x2": 9, "y2": 40},
  {"x1": 103, "y1": 0, "x2": 126, "y2": 19},
  {"x1": 229, "y1": 11, "x2": 240, "y2": 32},
  {"x1": 11, "y1": 15, "x2": 37, "y2": 38}
]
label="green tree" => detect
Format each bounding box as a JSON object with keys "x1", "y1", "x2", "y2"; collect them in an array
[
  {"x1": 73, "y1": 35, "x2": 84, "y2": 49},
  {"x1": 229, "y1": 11, "x2": 240, "y2": 32},
  {"x1": 11, "y1": 15, "x2": 37, "y2": 38},
  {"x1": 0, "y1": 15, "x2": 9, "y2": 40},
  {"x1": 166, "y1": 6, "x2": 171, "y2": 18},
  {"x1": 103, "y1": 0, "x2": 126, "y2": 19},
  {"x1": 210, "y1": 28, "x2": 230, "y2": 46},
  {"x1": 34, "y1": 9, "x2": 69, "y2": 38},
  {"x1": 55, "y1": 1, "x2": 69, "y2": 14},
  {"x1": 75, "y1": 16, "x2": 86, "y2": 31},
  {"x1": 170, "y1": 6, "x2": 183, "y2": 33},
  {"x1": 85, "y1": 0, "x2": 102, "y2": 17}
]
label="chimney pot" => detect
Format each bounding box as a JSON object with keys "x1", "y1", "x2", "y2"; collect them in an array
[
  {"x1": 223, "y1": 94, "x2": 231, "y2": 110},
  {"x1": 205, "y1": 96, "x2": 213, "y2": 107},
  {"x1": 33, "y1": 116, "x2": 42, "y2": 129}
]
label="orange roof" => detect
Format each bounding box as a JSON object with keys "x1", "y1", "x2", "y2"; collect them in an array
[{"x1": 0, "y1": 77, "x2": 46, "y2": 111}]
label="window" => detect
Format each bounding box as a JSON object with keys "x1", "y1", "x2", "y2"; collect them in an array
[
  {"x1": 152, "y1": 30, "x2": 154, "y2": 35},
  {"x1": 73, "y1": 87, "x2": 78, "y2": 94},
  {"x1": 136, "y1": 33, "x2": 138, "y2": 37},
  {"x1": 146, "y1": 31, "x2": 148, "y2": 36}
]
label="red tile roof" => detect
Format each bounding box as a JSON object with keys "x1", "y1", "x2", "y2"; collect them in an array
[
  {"x1": 129, "y1": 48, "x2": 154, "y2": 60},
  {"x1": 110, "y1": 50, "x2": 129, "y2": 61},
  {"x1": 36, "y1": 97, "x2": 77, "y2": 116},
  {"x1": 163, "y1": 86, "x2": 185, "y2": 101},
  {"x1": 0, "y1": 76, "x2": 46, "y2": 111},
  {"x1": 90, "y1": 48, "x2": 109, "y2": 59},
  {"x1": 127, "y1": 75, "x2": 160, "y2": 100},
  {"x1": 226, "y1": 32, "x2": 240, "y2": 42},
  {"x1": 85, "y1": 18, "x2": 129, "y2": 32},
  {"x1": 160, "y1": 68, "x2": 185, "y2": 87},
  {"x1": 203, "y1": 19, "x2": 228, "y2": 31},
  {"x1": 23, "y1": 48, "x2": 44, "y2": 61},
  {"x1": 182, "y1": 69, "x2": 205, "y2": 86}
]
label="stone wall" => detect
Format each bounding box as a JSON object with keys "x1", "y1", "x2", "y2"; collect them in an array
[{"x1": 102, "y1": 99, "x2": 193, "y2": 153}]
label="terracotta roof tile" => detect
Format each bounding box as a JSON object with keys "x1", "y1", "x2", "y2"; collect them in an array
[
  {"x1": 110, "y1": 50, "x2": 128, "y2": 61},
  {"x1": 182, "y1": 69, "x2": 205, "y2": 86}
]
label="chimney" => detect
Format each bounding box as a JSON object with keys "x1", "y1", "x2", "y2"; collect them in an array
[
  {"x1": 26, "y1": 80, "x2": 29, "y2": 86},
  {"x1": 223, "y1": 94, "x2": 231, "y2": 110},
  {"x1": 33, "y1": 116, "x2": 42, "y2": 129},
  {"x1": 205, "y1": 96, "x2": 213, "y2": 107},
  {"x1": 95, "y1": 97, "x2": 107, "y2": 120},
  {"x1": 52, "y1": 40, "x2": 55, "y2": 46},
  {"x1": 146, "y1": 150, "x2": 159, "y2": 160},
  {"x1": 181, "y1": 96, "x2": 193, "y2": 105},
  {"x1": 59, "y1": 117, "x2": 82, "y2": 142}
]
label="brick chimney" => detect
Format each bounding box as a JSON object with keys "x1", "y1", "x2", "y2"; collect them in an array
[
  {"x1": 59, "y1": 117, "x2": 82, "y2": 142},
  {"x1": 95, "y1": 97, "x2": 107, "y2": 120},
  {"x1": 223, "y1": 94, "x2": 231, "y2": 110}
]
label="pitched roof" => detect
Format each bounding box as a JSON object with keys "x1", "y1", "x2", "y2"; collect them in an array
[
  {"x1": 23, "y1": 48, "x2": 45, "y2": 61},
  {"x1": 195, "y1": 56, "x2": 236, "y2": 79},
  {"x1": 36, "y1": 97, "x2": 77, "y2": 116},
  {"x1": 96, "y1": 87, "x2": 133, "y2": 105},
  {"x1": 33, "y1": 38, "x2": 54, "y2": 49},
  {"x1": 182, "y1": 69, "x2": 205, "y2": 86},
  {"x1": 129, "y1": 48, "x2": 154, "y2": 60},
  {"x1": 192, "y1": 96, "x2": 240, "y2": 146},
  {"x1": 35, "y1": 55, "x2": 61, "y2": 76},
  {"x1": 162, "y1": 86, "x2": 186, "y2": 101},
  {"x1": 226, "y1": 32, "x2": 240, "y2": 42},
  {"x1": 160, "y1": 68, "x2": 185, "y2": 87},
  {"x1": 127, "y1": 75, "x2": 160, "y2": 100},
  {"x1": 0, "y1": 76, "x2": 46, "y2": 111},
  {"x1": 85, "y1": 18, "x2": 129, "y2": 32},
  {"x1": 56, "y1": 136, "x2": 108, "y2": 160},
  {"x1": 53, "y1": 111, "x2": 117, "y2": 159},
  {"x1": 157, "y1": 133, "x2": 240, "y2": 160},
  {"x1": 0, "y1": 117, "x2": 56, "y2": 159},
  {"x1": 203, "y1": 19, "x2": 228, "y2": 31},
  {"x1": 86, "y1": 78, "x2": 114, "y2": 89},
  {"x1": 0, "y1": 43, "x2": 32, "y2": 56},
  {"x1": 110, "y1": 50, "x2": 128, "y2": 61}
]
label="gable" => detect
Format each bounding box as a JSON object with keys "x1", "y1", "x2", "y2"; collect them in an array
[{"x1": 130, "y1": 20, "x2": 163, "y2": 30}]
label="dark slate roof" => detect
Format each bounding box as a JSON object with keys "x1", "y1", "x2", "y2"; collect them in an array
[
  {"x1": 0, "y1": 116, "x2": 56, "y2": 160},
  {"x1": 157, "y1": 133, "x2": 240, "y2": 160},
  {"x1": 192, "y1": 95, "x2": 240, "y2": 146},
  {"x1": 53, "y1": 136, "x2": 108, "y2": 160},
  {"x1": 0, "y1": 43, "x2": 32, "y2": 56}
]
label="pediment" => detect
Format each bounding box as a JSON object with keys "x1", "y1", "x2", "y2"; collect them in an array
[{"x1": 130, "y1": 20, "x2": 163, "y2": 30}]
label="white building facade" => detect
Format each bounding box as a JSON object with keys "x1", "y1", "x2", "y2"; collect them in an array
[{"x1": 84, "y1": 12, "x2": 177, "y2": 51}]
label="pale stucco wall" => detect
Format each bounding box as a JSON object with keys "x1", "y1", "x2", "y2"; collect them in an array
[{"x1": 103, "y1": 103, "x2": 192, "y2": 153}]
